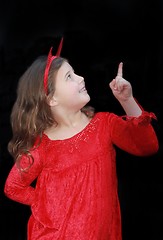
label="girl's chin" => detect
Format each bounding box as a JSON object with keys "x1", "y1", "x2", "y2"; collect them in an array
[
  {"x1": 85, "y1": 94, "x2": 91, "y2": 103},
  {"x1": 79, "y1": 93, "x2": 91, "y2": 106}
]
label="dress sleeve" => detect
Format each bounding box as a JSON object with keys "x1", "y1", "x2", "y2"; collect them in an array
[
  {"x1": 109, "y1": 111, "x2": 159, "y2": 156},
  {"x1": 4, "y1": 148, "x2": 43, "y2": 206}
]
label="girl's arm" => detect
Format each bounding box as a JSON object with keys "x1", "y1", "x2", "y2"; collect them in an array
[
  {"x1": 4, "y1": 149, "x2": 42, "y2": 205},
  {"x1": 108, "y1": 62, "x2": 159, "y2": 155}
]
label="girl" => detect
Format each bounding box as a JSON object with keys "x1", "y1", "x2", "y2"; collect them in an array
[{"x1": 4, "y1": 39, "x2": 159, "y2": 240}]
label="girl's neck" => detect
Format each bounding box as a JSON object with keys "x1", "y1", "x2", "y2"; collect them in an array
[{"x1": 44, "y1": 111, "x2": 91, "y2": 140}]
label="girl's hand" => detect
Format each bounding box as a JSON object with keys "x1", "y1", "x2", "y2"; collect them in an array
[{"x1": 109, "y1": 62, "x2": 133, "y2": 102}]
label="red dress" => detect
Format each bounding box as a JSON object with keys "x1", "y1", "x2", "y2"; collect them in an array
[{"x1": 4, "y1": 111, "x2": 159, "y2": 240}]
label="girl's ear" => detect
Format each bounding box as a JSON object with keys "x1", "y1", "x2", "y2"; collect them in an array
[{"x1": 47, "y1": 95, "x2": 58, "y2": 107}]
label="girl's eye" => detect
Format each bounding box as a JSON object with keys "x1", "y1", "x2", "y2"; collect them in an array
[{"x1": 67, "y1": 74, "x2": 72, "y2": 80}]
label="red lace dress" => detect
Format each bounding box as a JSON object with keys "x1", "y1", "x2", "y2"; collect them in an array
[{"x1": 4, "y1": 111, "x2": 159, "y2": 240}]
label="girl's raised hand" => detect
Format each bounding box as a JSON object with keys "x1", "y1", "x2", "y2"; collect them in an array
[{"x1": 109, "y1": 62, "x2": 133, "y2": 102}]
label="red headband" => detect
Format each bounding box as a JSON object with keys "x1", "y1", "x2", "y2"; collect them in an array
[{"x1": 43, "y1": 37, "x2": 63, "y2": 94}]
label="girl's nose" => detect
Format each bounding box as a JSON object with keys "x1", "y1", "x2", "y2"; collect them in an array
[
  {"x1": 74, "y1": 73, "x2": 84, "y2": 83},
  {"x1": 78, "y1": 75, "x2": 84, "y2": 83}
]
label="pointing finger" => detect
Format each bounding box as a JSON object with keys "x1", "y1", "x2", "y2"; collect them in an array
[{"x1": 117, "y1": 62, "x2": 123, "y2": 77}]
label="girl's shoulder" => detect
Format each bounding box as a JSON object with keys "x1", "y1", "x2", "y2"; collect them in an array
[
  {"x1": 93, "y1": 111, "x2": 116, "y2": 120},
  {"x1": 81, "y1": 106, "x2": 116, "y2": 120},
  {"x1": 88, "y1": 111, "x2": 117, "y2": 128}
]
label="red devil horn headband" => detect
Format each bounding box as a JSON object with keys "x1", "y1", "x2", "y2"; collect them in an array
[{"x1": 43, "y1": 37, "x2": 63, "y2": 94}]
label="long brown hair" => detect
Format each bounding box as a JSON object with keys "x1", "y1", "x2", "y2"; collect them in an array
[{"x1": 8, "y1": 56, "x2": 67, "y2": 165}]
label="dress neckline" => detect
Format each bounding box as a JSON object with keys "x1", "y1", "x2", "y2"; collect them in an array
[{"x1": 43, "y1": 113, "x2": 98, "y2": 142}]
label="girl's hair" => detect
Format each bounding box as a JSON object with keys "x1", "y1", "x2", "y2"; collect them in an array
[
  {"x1": 81, "y1": 106, "x2": 95, "y2": 119},
  {"x1": 8, "y1": 56, "x2": 67, "y2": 165}
]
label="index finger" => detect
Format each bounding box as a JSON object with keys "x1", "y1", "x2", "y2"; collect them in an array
[{"x1": 117, "y1": 62, "x2": 123, "y2": 77}]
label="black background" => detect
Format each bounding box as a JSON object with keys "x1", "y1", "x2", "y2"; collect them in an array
[{"x1": 0, "y1": 0, "x2": 163, "y2": 239}]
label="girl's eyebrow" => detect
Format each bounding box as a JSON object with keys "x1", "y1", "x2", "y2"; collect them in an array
[
  {"x1": 65, "y1": 70, "x2": 71, "y2": 78},
  {"x1": 64, "y1": 67, "x2": 74, "y2": 78},
  {"x1": 69, "y1": 66, "x2": 74, "y2": 72}
]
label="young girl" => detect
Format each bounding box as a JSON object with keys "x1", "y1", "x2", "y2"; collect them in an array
[{"x1": 4, "y1": 39, "x2": 159, "y2": 240}]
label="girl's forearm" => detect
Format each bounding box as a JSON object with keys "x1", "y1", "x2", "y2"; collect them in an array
[{"x1": 119, "y1": 96, "x2": 142, "y2": 117}]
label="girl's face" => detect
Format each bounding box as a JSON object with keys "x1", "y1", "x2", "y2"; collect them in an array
[{"x1": 51, "y1": 61, "x2": 90, "y2": 111}]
